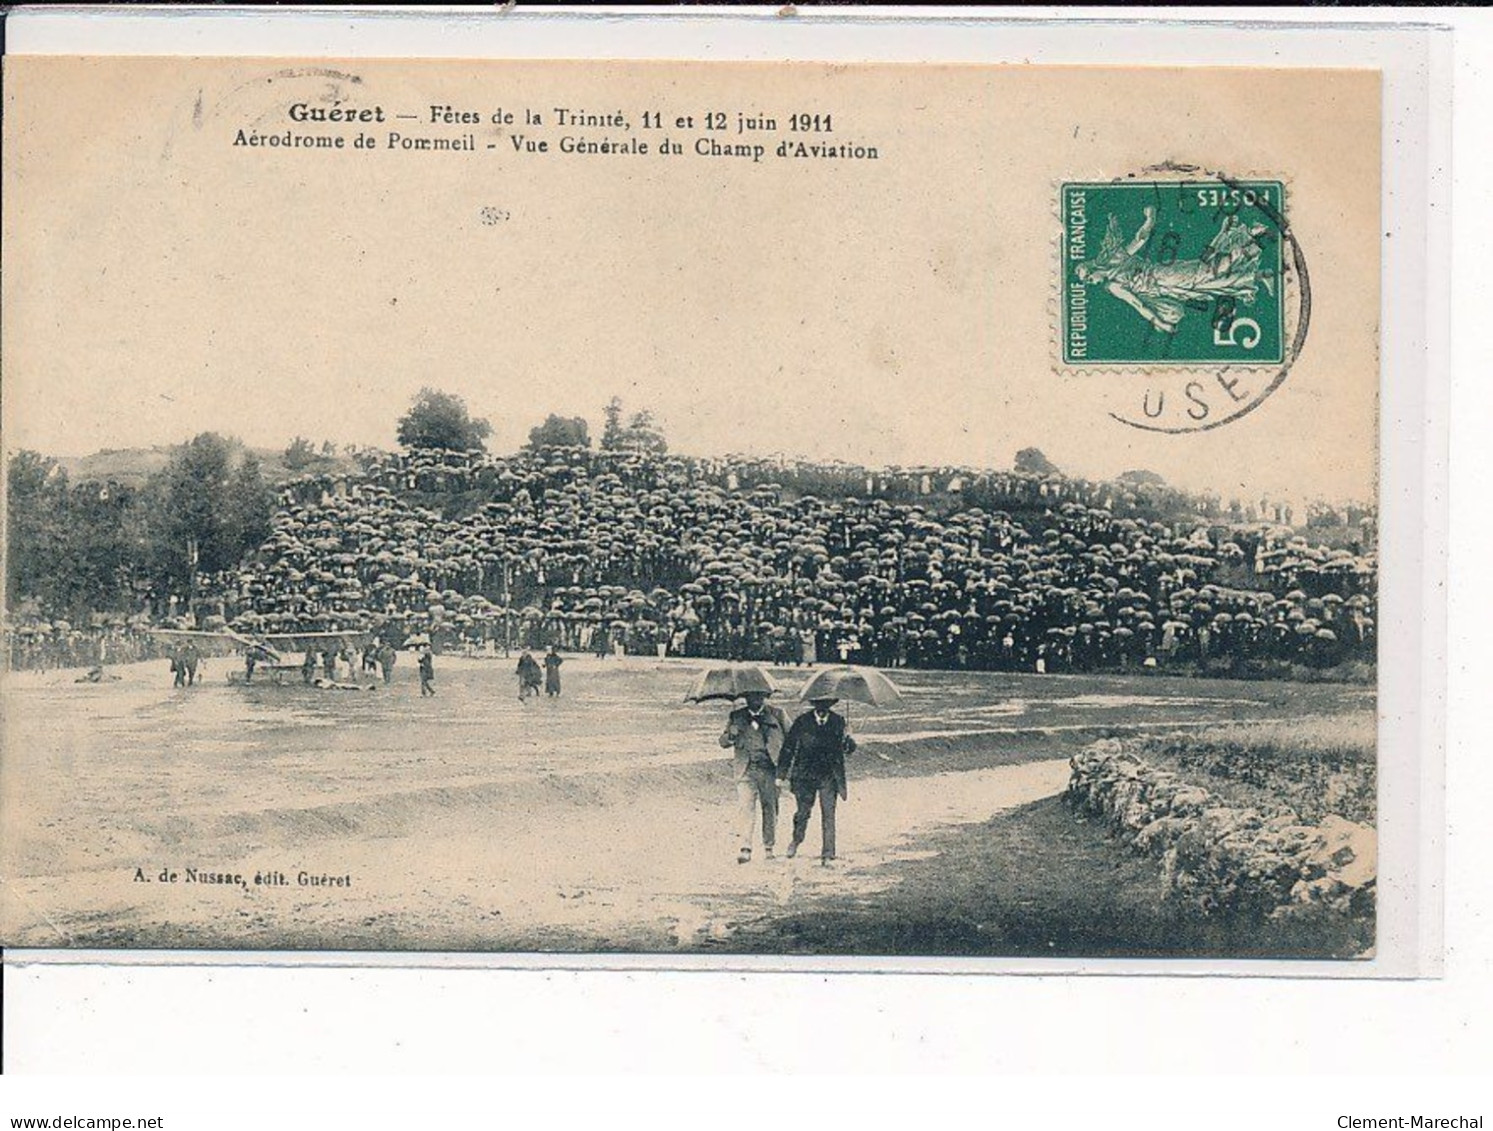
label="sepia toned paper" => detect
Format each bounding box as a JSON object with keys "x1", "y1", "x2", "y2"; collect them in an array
[{"x1": 2, "y1": 55, "x2": 1383, "y2": 961}]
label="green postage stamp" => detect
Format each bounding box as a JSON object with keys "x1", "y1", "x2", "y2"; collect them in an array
[{"x1": 1061, "y1": 179, "x2": 1287, "y2": 367}]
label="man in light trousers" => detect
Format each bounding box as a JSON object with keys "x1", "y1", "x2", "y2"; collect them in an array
[{"x1": 719, "y1": 690, "x2": 788, "y2": 864}]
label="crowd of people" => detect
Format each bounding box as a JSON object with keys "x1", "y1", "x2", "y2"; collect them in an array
[
  {"x1": 5, "y1": 445, "x2": 1365, "y2": 680},
  {"x1": 5, "y1": 615, "x2": 175, "y2": 672}
]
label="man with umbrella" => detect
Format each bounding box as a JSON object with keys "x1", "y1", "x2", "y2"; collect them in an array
[
  {"x1": 779, "y1": 666, "x2": 901, "y2": 864},
  {"x1": 777, "y1": 697, "x2": 857, "y2": 864},
  {"x1": 719, "y1": 689, "x2": 789, "y2": 864}
]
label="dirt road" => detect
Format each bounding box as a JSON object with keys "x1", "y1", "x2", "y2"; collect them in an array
[{"x1": 1, "y1": 655, "x2": 1367, "y2": 951}]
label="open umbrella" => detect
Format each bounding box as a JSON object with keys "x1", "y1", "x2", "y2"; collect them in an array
[
  {"x1": 684, "y1": 664, "x2": 778, "y2": 703},
  {"x1": 797, "y1": 665, "x2": 905, "y2": 708},
  {"x1": 797, "y1": 665, "x2": 905, "y2": 757}
]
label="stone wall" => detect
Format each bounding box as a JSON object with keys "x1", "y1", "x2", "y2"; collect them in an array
[{"x1": 1067, "y1": 740, "x2": 1376, "y2": 922}]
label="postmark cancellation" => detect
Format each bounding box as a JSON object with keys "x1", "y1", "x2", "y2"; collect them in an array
[{"x1": 1058, "y1": 174, "x2": 1307, "y2": 434}]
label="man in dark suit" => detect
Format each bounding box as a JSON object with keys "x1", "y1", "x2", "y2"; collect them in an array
[{"x1": 777, "y1": 697, "x2": 857, "y2": 864}]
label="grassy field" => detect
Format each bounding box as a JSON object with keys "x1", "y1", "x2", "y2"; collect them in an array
[
  {"x1": 723, "y1": 796, "x2": 1370, "y2": 959},
  {"x1": 0, "y1": 654, "x2": 1374, "y2": 956}
]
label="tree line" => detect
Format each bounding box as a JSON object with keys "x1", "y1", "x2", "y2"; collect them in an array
[
  {"x1": 6, "y1": 389, "x2": 673, "y2": 621},
  {"x1": 6, "y1": 435, "x2": 273, "y2": 621},
  {"x1": 398, "y1": 388, "x2": 669, "y2": 456}
]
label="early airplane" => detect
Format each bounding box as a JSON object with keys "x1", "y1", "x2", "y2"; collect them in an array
[{"x1": 148, "y1": 626, "x2": 378, "y2": 686}]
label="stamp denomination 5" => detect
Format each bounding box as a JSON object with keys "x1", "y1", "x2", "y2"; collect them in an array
[{"x1": 1060, "y1": 175, "x2": 1308, "y2": 433}]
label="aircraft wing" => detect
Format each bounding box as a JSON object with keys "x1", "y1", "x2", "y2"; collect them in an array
[
  {"x1": 148, "y1": 627, "x2": 372, "y2": 665},
  {"x1": 148, "y1": 627, "x2": 281, "y2": 662},
  {"x1": 147, "y1": 627, "x2": 251, "y2": 646},
  {"x1": 260, "y1": 630, "x2": 373, "y2": 653}
]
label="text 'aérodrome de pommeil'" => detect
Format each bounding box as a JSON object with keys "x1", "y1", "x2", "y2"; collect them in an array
[{"x1": 231, "y1": 103, "x2": 881, "y2": 162}]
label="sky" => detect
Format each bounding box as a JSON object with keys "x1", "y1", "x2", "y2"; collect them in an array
[{"x1": 3, "y1": 57, "x2": 1381, "y2": 504}]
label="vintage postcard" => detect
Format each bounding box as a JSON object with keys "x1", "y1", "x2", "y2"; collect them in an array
[{"x1": 2, "y1": 55, "x2": 1387, "y2": 961}]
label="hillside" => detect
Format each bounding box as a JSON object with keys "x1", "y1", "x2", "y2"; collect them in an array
[{"x1": 53, "y1": 444, "x2": 359, "y2": 489}]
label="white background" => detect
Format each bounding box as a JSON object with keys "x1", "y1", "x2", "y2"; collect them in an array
[{"x1": 1, "y1": 3, "x2": 1487, "y2": 1120}]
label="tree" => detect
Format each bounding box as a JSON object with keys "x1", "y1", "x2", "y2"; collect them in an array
[
  {"x1": 1014, "y1": 447, "x2": 1060, "y2": 476},
  {"x1": 600, "y1": 396, "x2": 626, "y2": 451},
  {"x1": 621, "y1": 408, "x2": 668, "y2": 455},
  {"x1": 396, "y1": 388, "x2": 492, "y2": 453},
  {"x1": 283, "y1": 436, "x2": 317, "y2": 470},
  {"x1": 153, "y1": 433, "x2": 236, "y2": 591},
  {"x1": 526, "y1": 414, "x2": 591, "y2": 451},
  {"x1": 7, "y1": 440, "x2": 274, "y2": 619},
  {"x1": 141, "y1": 434, "x2": 273, "y2": 601},
  {"x1": 1117, "y1": 469, "x2": 1167, "y2": 487},
  {"x1": 8, "y1": 451, "x2": 160, "y2": 618},
  {"x1": 59, "y1": 478, "x2": 137, "y2": 617},
  {"x1": 600, "y1": 397, "x2": 668, "y2": 454},
  {"x1": 224, "y1": 454, "x2": 273, "y2": 558},
  {"x1": 5, "y1": 450, "x2": 68, "y2": 610}
]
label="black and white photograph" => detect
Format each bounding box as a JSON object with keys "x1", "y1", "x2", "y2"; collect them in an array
[{"x1": 2, "y1": 51, "x2": 1389, "y2": 963}]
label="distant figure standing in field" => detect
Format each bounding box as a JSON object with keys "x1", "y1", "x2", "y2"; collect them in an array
[
  {"x1": 376, "y1": 642, "x2": 396, "y2": 685},
  {"x1": 516, "y1": 651, "x2": 543, "y2": 702},
  {"x1": 777, "y1": 697, "x2": 856, "y2": 865},
  {"x1": 171, "y1": 643, "x2": 200, "y2": 688},
  {"x1": 799, "y1": 629, "x2": 817, "y2": 666},
  {"x1": 302, "y1": 649, "x2": 317, "y2": 685},
  {"x1": 719, "y1": 690, "x2": 788, "y2": 864},
  {"x1": 418, "y1": 646, "x2": 436, "y2": 697},
  {"x1": 543, "y1": 647, "x2": 564, "y2": 697}
]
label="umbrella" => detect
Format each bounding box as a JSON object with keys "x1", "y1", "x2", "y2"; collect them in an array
[
  {"x1": 796, "y1": 665, "x2": 905, "y2": 708},
  {"x1": 684, "y1": 664, "x2": 778, "y2": 703}
]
